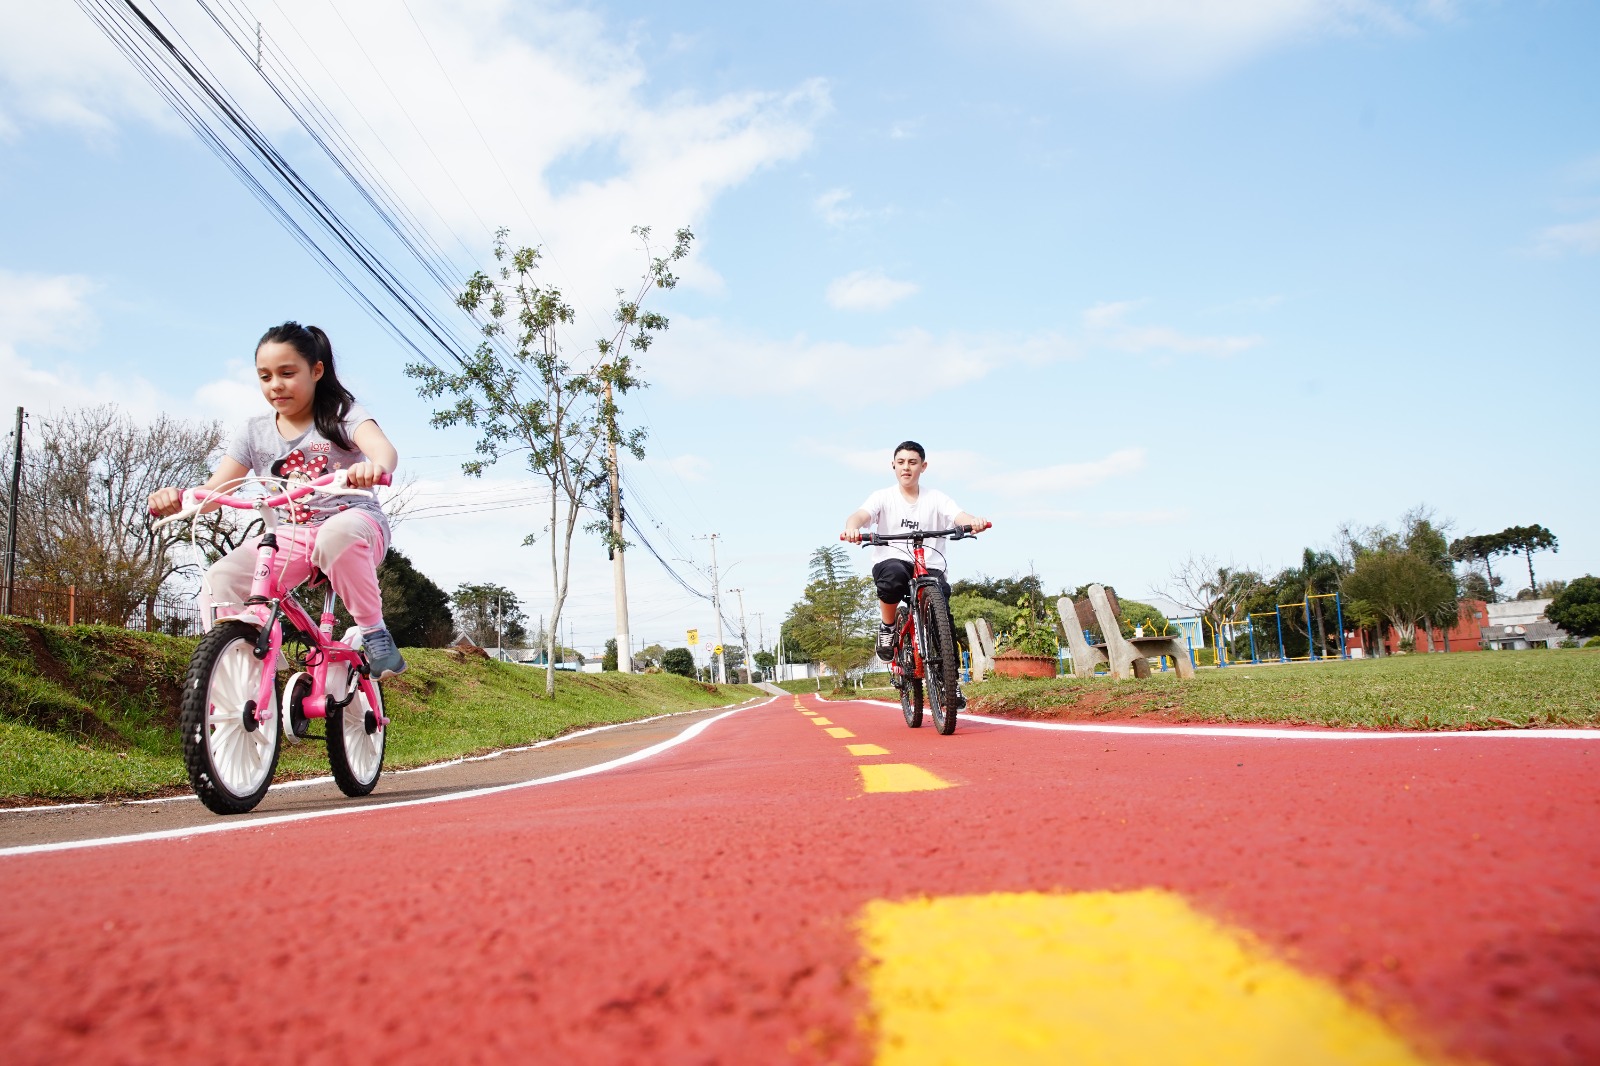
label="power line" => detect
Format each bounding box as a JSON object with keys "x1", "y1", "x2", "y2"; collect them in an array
[{"x1": 78, "y1": 0, "x2": 488, "y2": 375}]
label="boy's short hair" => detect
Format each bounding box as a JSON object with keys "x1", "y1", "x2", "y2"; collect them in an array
[{"x1": 893, "y1": 440, "x2": 926, "y2": 461}]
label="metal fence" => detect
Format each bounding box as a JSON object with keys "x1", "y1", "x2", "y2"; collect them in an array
[{"x1": 4, "y1": 581, "x2": 205, "y2": 637}]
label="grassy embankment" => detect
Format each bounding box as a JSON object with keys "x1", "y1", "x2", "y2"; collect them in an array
[
  {"x1": 809, "y1": 650, "x2": 1600, "y2": 731},
  {"x1": 0, "y1": 618, "x2": 761, "y2": 804}
]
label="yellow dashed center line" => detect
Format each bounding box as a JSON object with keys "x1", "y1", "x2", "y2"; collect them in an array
[
  {"x1": 812, "y1": 717, "x2": 834, "y2": 726},
  {"x1": 860, "y1": 763, "x2": 954, "y2": 793},
  {"x1": 861, "y1": 889, "x2": 1437, "y2": 1065},
  {"x1": 825, "y1": 727, "x2": 856, "y2": 739},
  {"x1": 847, "y1": 744, "x2": 890, "y2": 756}
]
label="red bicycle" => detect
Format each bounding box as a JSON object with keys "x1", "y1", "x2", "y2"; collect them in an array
[
  {"x1": 845, "y1": 523, "x2": 987, "y2": 735},
  {"x1": 151, "y1": 471, "x2": 391, "y2": 814}
]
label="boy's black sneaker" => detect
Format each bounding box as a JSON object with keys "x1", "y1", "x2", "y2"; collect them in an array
[{"x1": 876, "y1": 623, "x2": 895, "y2": 662}]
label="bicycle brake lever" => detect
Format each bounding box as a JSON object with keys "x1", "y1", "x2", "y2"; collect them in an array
[{"x1": 315, "y1": 470, "x2": 376, "y2": 500}]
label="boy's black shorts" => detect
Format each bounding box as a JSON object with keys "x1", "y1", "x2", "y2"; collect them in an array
[{"x1": 872, "y1": 560, "x2": 950, "y2": 606}]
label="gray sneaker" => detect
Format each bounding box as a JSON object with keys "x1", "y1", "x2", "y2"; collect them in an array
[{"x1": 360, "y1": 625, "x2": 407, "y2": 680}]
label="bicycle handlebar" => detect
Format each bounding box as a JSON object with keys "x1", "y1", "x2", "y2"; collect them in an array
[
  {"x1": 150, "y1": 470, "x2": 392, "y2": 530},
  {"x1": 841, "y1": 521, "x2": 991, "y2": 546}
]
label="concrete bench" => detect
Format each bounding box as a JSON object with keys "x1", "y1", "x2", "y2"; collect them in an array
[{"x1": 1056, "y1": 584, "x2": 1194, "y2": 681}]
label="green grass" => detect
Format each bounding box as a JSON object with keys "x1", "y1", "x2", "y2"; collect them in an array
[
  {"x1": 771, "y1": 677, "x2": 829, "y2": 695},
  {"x1": 0, "y1": 618, "x2": 760, "y2": 803},
  {"x1": 968, "y1": 650, "x2": 1600, "y2": 730}
]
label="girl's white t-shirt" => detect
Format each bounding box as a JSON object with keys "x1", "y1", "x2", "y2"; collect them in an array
[{"x1": 858, "y1": 487, "x2": 964, "y2": 568}]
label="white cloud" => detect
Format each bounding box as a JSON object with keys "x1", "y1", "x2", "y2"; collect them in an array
[
  {"x1": 808, "y1": 442, "x2": 1147, "y2": 498},
  {"x1": 825, "y1": 270, "x2": 920, "y2": 311},
  {"x1": 814, "y1": 187, "x2": 867, "y2": 227},
  {"x1": 192, "y1": 360, "x2": 268, "y2": 428},
  {"x1": 1531, "y1": 217, "x2": 1600, "y2": 258},
  {"x1": 987, "y1": 448, "x2": 1149, "y2": 496},
  {"x1": 0, "y1": 269, "x2": 97, "y2": 348},
  {"x1": 0, "y1": 271, "x2": 279, "y2": 426},
  {"x1": 643, "y1": 453, "x2": 713, "y2": 483},
  {"x1": 652, "y1": 298, "x2": 1258, "y2": 403},
  {"x1": 0, "y1": 2, "x2": 828, "y2": 326},
  {"x1": 977, "y1": 0, "x2": 1456, "y2": 80},
  {"x1": 1082, "y1": 300, "x2": 1261, "y2": 357},
  {"x1": 655, "y1": 316, "x2": 1079, "y2": 402}
]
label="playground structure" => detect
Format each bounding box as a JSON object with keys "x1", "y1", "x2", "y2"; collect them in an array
[
  {"x1": 1209, "y1": 593, "x2": 1348, "y2": 666},
  {"x1": 960, "y1": 591, "x2": 1354, "y2": 679}
]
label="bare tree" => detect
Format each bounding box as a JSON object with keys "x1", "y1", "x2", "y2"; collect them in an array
[
  {"x1": 1156, "y1": 555, "x2": 1263, "y2": 650},
  {"x1": 11, "y1": 406, "x2": 222, "y2": 623}
]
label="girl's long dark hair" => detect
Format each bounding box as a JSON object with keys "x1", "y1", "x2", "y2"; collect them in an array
[{"x1": 257, "y1": 321, "x2": 357, "y2": 450}]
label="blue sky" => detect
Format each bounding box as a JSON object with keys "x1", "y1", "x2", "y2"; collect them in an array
[{"x1": 2, "y1": 1, "x2": 1595, "y2": 658}]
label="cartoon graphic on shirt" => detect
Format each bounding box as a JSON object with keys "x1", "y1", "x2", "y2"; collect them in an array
[{"x1": 272, "y1": 448, "x2": 327, "y2": 524}]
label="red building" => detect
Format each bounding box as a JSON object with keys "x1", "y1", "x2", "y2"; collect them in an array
[{"x1": 1346, "y1": 599, "x2": 1488, "y2": 656}]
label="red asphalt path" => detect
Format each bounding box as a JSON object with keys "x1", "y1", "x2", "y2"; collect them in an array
[{"x1": 1, "y1": 694, "x2": 1597, "y2": 1064}]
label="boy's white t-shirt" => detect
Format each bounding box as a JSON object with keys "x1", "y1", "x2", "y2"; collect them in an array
[{"x1": 859, "y1": 487, "x2": 964, "y2": 568}]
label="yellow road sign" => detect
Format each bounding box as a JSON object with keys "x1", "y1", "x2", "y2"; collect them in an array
[
  {"x1": 713, "y1": 644, "x2": 723, "y2": 655},
  {"x1": 686, "y1": 629, "x2": 699, "y2": 645}
]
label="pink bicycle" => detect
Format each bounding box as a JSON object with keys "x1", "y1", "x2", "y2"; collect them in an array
[{"x1": 152, "y1": 471, "x2": 391, "y2": 814}]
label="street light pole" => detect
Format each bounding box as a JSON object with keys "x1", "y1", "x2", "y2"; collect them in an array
[{"x1": 2, "y1": 408, "x2": 22, "y2": 617}]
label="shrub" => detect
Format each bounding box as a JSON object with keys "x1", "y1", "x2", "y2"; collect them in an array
[
  {"x1": 1547, "y1": 576, "x2": 1600, "y2": 639},
  {"x1": 660, "y1": 647, "x2": 695, "y2": 677}
]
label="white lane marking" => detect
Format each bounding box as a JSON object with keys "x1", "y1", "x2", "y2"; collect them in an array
[
  {"x1": 0, "y1": 696, "x2": 778, "y2": 858},
  {"x1": 3, "y1": 698, "x2": 767, "y2": 816},
  {"x1": 853, "y1": 700, "x2": 1596, "y2": 740}
]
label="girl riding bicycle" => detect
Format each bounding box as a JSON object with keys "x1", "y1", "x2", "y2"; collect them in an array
[{"x1": 148, "y1": 321, "x2": 406, "y2": 679}]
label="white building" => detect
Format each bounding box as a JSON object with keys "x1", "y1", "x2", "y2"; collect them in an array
[{"x1": 1481, "y1": 598, "x2": 1571, "y2": 650}]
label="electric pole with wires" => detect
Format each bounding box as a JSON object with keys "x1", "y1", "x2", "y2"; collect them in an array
[
  {"x1": 695, "y1": 533, "x2": 726, "y2": 684},
  {"x1": 729, "y1": 587, "x2": 752, "y2": 684}
]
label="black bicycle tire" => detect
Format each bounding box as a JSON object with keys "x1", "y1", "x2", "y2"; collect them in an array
[
  {"x1": 901, "y1": 676, "x2": 924, "y2": 728},
  {"x1": 179, "y1": 621, "x2": 281, "y2": 815},
  {"x1": 921, "y1": 586, "x2": 962, "y2": 735},
  {"x1": 326, "y1": 668, "x2": 385, "y2": 796}
]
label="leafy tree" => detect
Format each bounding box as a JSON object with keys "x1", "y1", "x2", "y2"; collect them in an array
[
  {"x1": 753, "y1": 650, "x2": 776, "y2": 672},
  {"x1": 776, "y1": 624, "x2": 807, "y2": 663},
  {"x1": 361, "y1": 549, "x2": 453, "y2": 648},
  {"x1": 452, "y1": 583, "x2": 526, "y2": 648},
  {"x1": 1546, "y1": 576, "x2": 1600, "y2": 638},
  {"x1": 603, "y1": 638, "x2": 618, "y2": 671},
  {"x1": 785, "y1": 545, "x2": 876, "y2": 689},
  {"x1": 1500, "y1": 524, "x2": 1558, "y2": 594},
  {"x1": 638, "y1": 643, "x2": 666, "y2": 667},
  {"x1": 1449, "y1": 533, "x2": 1510, "y2": 603},
  {"x1": 1116, "y1": 598, "x2": 1172, "y2": 639},
  {"x1": 660, "y1": 647, "x2": 695, "y2": 677},
  {"x1": 10, "y1": 405, "x2": 223, "y2": 623},
  {"x1": 1342, "y1": 550, "x2": 1457, "y2": 652},
  {"x1": 949, "y1": 592, "x2": 1013, "y2": 644},
  {"x1": 1459, "y1": 571, "x2": 1495, "y2": 603},
  {"x1": 952, "y1": 573, "x2": 1047, "y2": 621},
  {"x1": 408, "y1": 226, "x2": 689, "y2": 698}
]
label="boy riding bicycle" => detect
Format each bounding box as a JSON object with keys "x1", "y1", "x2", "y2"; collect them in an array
[{"x1": 840, "y1": 440, "x2": 990, "y2": 663}]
